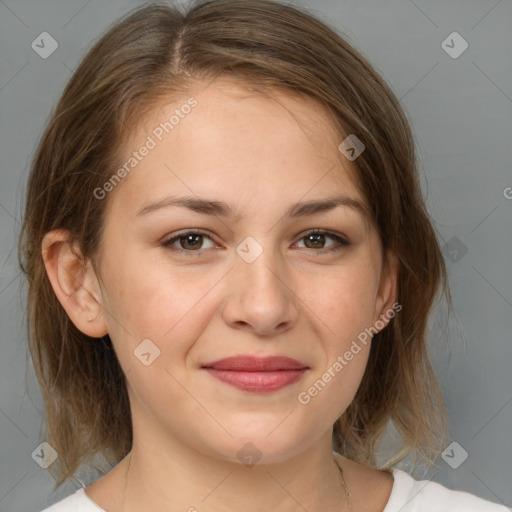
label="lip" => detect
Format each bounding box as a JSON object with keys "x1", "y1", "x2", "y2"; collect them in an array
[
  {"x1": 201, "y1": 355, "x2": 309, "y2": 393},
  {"x1": 201, "y1": 355, "x2": 308, "y2": 371}
]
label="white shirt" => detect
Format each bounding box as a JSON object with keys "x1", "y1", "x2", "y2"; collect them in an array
[{"x1": 39, "y1": 467, "x2": 510, "y2": 512}]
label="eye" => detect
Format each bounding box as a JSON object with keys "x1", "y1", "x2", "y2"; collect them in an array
[
  {"x1": 161, "y1": 228, "x2": 350, "y2": 256},
  {"x1": 294, "y1": 229, "x2": 350, "y2": 253},
  {"x1": 162, "y1": 230, "x2": 217, "y2": 255}
]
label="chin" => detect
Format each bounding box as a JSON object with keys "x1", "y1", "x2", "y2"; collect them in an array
[{"x1": 202, "y1": 423, "x2": 314, "y2": 466}]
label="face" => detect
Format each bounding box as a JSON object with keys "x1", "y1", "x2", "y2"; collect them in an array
[{"x1": 89, "y1": 77, "x2": 396, "y2": 464}]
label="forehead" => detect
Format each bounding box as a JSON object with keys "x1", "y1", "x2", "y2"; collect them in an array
[{"x1": 108, "y1": 77, "x2": 369, "y2": 222}]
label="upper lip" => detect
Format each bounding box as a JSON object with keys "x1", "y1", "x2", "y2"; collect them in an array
[{"x1": 201, "y1": 355, "x2": 309, "y2": 371}]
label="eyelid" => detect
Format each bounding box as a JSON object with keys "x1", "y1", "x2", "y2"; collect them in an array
[{"x1": 297, "y1": 228, "x2": 350, "y2": 245}]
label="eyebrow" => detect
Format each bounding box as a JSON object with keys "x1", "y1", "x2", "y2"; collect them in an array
[{"x1": 135, "y1": 194, "x2": 369, "y2": 220}]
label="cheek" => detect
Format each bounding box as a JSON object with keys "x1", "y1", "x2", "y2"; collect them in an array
[
  {"x1": 299, "y1": 337, "x2": 371, "y2": 430},
  {"x1": 300, "y1": 263, "x2": 380, "y2": 340},
  {"x1": 295, "y1": 264, "x2": 377, "y2": 411},
  {"x1": 101, "y1": 247, "x2": 224, "y2": 359}
]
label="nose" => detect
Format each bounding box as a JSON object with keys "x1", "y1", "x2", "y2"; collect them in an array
[{"x1": 221, "y1": 243, "x2": 299, "y2": 337}]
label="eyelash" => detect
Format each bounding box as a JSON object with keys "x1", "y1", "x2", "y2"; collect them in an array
[{"x1": 161, "y1": 229, "x2": 350, "y2": 257}]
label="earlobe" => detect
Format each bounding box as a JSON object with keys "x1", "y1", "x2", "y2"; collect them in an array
[{"x1": 41, "y1": 229, "x2": 108, "y2": 338}]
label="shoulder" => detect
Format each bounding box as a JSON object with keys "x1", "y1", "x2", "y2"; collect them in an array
[
  {"x1": 38, "y1": 487, "x2": 105, "y2": 512},
  {"x1": 385, "y1": 468, "x2": 510, "y2": 512}
]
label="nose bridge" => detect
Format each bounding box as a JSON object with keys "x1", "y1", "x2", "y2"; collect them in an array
[
  {"x1": 222, "y1": 233, "x2": 298, "y2": 335},
  {"x1": 235, "y1": 233, "x2": 286, "y2": 295}
]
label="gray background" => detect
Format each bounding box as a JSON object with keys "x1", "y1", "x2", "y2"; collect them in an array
[{"x1": 1, "y1": 0, "x2": 511, "y2": 510}]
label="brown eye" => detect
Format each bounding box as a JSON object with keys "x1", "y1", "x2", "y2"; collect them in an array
[
  {"x1": 295, "y1": 229, "x2": 350, "y2": 253},
  {"x1": 162, "y1": 231, "x2": 216, "y2": 254},
  {"x1": 177, "y1": 233, "x2": 203, "y2": 250},
  {"x1": 303, "y1": 232, "x2": 327, "y2": 249}
]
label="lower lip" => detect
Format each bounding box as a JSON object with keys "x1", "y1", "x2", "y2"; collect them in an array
[{"x1": 203, "y1": 369, "x2": 307, "y2": 392}]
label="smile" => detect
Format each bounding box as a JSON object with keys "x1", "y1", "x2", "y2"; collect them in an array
[{"x1": 202, "y1": 368, "x2": 308, "y2": 392}]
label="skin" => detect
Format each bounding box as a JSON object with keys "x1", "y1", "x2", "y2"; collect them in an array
[{"x1": 42, "y1": 77, "x2": 398, "y2": 512}]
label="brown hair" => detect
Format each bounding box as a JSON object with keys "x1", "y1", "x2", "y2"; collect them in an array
[{"x1": 18, "y1": 0, "x2": 452, "y2": 489}]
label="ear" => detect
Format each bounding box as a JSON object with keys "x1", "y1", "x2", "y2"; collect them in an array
[
  {"x1": 373, "y1": 250, "x2": 399, "y2": 332},
  {"x1": 41, "y1": 229, "x2": 108, "y2": 338}
]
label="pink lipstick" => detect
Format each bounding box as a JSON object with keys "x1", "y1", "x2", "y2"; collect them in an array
[{"x1": 201, "y1": 355, "x2": 309, "y2": 392}]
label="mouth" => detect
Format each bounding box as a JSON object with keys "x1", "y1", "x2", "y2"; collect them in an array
[{"x1": 201, "y1": 355, "x2": 309, "y2": 393}]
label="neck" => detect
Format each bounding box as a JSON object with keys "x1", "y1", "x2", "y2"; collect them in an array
[{"x1": 120, "y1": 437, "x2": 352, "y2": 512}]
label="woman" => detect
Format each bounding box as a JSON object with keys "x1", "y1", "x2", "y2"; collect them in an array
[{"x1": 18, "y1": 1, "x2": 509, "y2": 510}]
